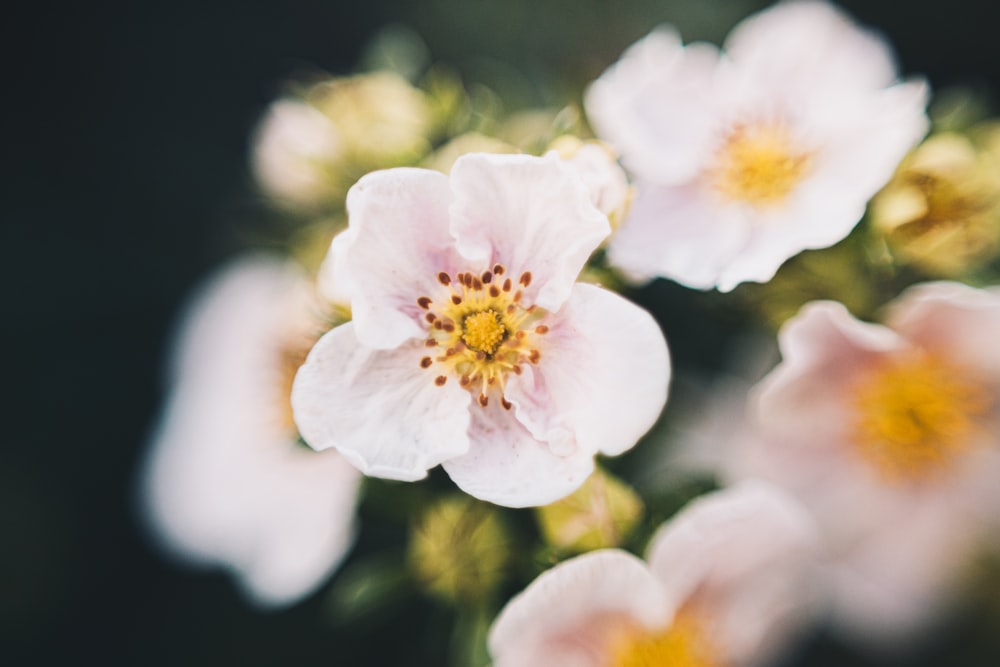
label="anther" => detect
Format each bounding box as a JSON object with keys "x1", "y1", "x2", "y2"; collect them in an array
[
  {"x1": 417, "y1": 296, "x2": 432, "y2": 309},
  {"x1": 472, "y1": 277, "x2": 483, "y2": 290},
  {"x1": 535, "y1": 325, "x2": 549, "y2": 334},
  {"x1": 529, "y1": 350, "x2": 541, "y2": 364},
  {"x1": 502, "y1": 278, "x2": 512, "y2": 292},
  {"x1": 512, "y1": 364, "x2": 523, "y2": 375},
  {"x1": 451, "y1": 295, "x2": 462, "y2": 305},
  {"x1": 460, "y1": 375, "x2": 471, "y2": 386},
  {"x1": 435, "y1": 375, "x2": 447, "y2": 386},
  {"x1": 438, "y1": 272, "x2": 451, "y2": 286},
  {"x1": 442, "y1": 322, "x2": 455, "y2": 332},
  {"x1": 425, "y1": 313, "x2": 437, "y2": 323},
  {"x1": 493, "y1": 264, "x2": 505, "y2": 275},
  {"x1": 501, "y1": 397, "x2": 512, "y2": 410},
  {"x1": 513, "y1": 291, "x2": 523, "y2": 303},
  {"x1": 481, "y1": 271, "x2": 493, "y2": 284},
  {"x1": 433, "y1": 320, "x2": 443, "y2": 330},
  {"x1": 420, "y1": 357, "x2": 433, "y2": 369},
  {"x1": 489, "y1": 285, "x2": 500, "y2": 297},
  {"x1": 425, "y1": 339, "x2": 438, "y2": 347},
  {"x1": 478, "y1": 393, "x2": 489, "y2": 407},
  {"x1": 519, "y1": 271, "x2": 532, "y2": 287}
]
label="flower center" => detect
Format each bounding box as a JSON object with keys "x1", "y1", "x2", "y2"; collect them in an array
[
  {"x1": 710, "y1": 121, "x2": 811, "y2": 207},
  {"x1": 415, "y1": 264, "x2": 548, "y2": 408},
  {"x1": 462, "y1": 309, "x2": 507, "y2": 356},
  {"x1": 850, "y1": 352, "x2": 992, "y2": 481},
  {"x1": 608, "y1": 611, "x2": 718, "y2": 667}
]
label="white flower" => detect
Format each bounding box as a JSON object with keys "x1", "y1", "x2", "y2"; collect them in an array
[
  {"x1": 291, "y1": 152, "x2": 670, "y2": 507},
  {"x1": 141, "y1": 257, "x2": 361, "y2": 608},
  {"x1": 729, "y1": 282, "x2": 1000, "y2": 643},
  {"x1": 546, "y1": 136, "x2": 633, "y2": 230},
  {"x1": 488, "y1": 482, "x2": 820, "y2": 667},
  {"x1": 585, "y1": 0, "x2": 929, "y2": 291}
]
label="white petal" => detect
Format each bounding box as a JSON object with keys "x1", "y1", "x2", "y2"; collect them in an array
[
  {"x1": 339, "y1": 167, "x2": 462, "y2": 349},
  {"x1": 442, "y1": 404, "x2": 595, "y2": 508},
  {"x1": 585, "y1": 28, "x2": 722, "y2": 185},
  {"x1": 646, "y1": 482, "x2": 820, "y2": 664},
  {"x1": 723, "y1": 1, "x2": 898, "y2": 95},
  {"x1": 489, "y1": 550, "x2": 670, "y2": 667},
  {"x1": 292, "y1": 323, "x2": 471, "y2": 480},
  {"x1": 607, "y1": 183, "x2": 751, "y2": 289},
  {"x1": 449, "y1": 152, "x2": 610, "y2": 311},
  {"x1": 505, "y1": 283, "x2": 670, "y2": 457},
  {"x1": 141, "y1": 256, "x2": 361, "y2": 606}
]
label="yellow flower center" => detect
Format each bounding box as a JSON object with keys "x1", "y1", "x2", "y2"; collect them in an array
[
  {"x1": 609, "y1": 611, "x2": 718, "y2": 667},
  {"x1": 415, "y1": 264, "x2": 548, "y2": 408},
  {"x1": 850, "y1": 352, "x2": 992, "y2": 481},
  {"x1": 462, "y1": 309, "x2": 507, "y2": 356},
  {"x1": 710, "y1": 121, "x2": 812, "y2": 207}
]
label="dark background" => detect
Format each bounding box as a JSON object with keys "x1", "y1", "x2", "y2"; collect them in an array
[{"x1": 5, "y1": 1, "x2": 1000, "y2": 664}]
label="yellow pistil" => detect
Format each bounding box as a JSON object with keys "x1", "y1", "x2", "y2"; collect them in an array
[
  {"x1": 415, "y1": 265, "x2": 548, "y2": 408},
  {"x1": 462, "y1": 309, "x2": 507, "y2": 356},
  {"x1": 850, "y1": 352, "x2": 992, "y2": 481},
  {"x1": 609, "y1": 611, "x2": 718, "y2": 667},
  {"x1": 711, "y1": 121, "x2": 811, "y2": 207}
]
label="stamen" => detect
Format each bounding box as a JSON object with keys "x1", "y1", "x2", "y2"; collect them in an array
[
  {"x1": 420, "y1": 357, "x2": 433, "y2": 368},
  {"x1": 478, "y1": 393, "x2": 489, "y2": 407},
  {"x1": 417, "y1": 296, "x2": 432, "y2": 309},
  {"x1": 535, "y1": 325, "x2": 549, "y2": 334},
  {"x1": 451, "y1": 295, "x2": 463, "y2": 305},
  {"x1": 438, "y1": 272, "x2": 451, "y2": 286},
  {"x1": 493, "y1": 264, "x2": 505, "y2": 275},
  {"x1": 481, "y1": 271, "x2": 493, "y2": 284},
  {"x1": 425, "y1": 339, "x2": 438, "y2": 347},
  {"x1": 489, "y1": 285, "x2": 501, "y2": 297},
  {"x1": 435, "y1": 375, "x2": 447, "y2": 386},
  {"x1": 425, "y1": 313, "x2": 437, "y2": 323},
  {"x1": 519, "y1": 271, "x2": 532, "y2": 287},
  {"x1": 529, "y1": 350, "x2": 541, "y2": 364},
  {"x1": 502, "y1": 278, "x2": 512, "y2": 292},
  {"x1": 501, "y1": 397, "x2": 512, "y2": 410}
]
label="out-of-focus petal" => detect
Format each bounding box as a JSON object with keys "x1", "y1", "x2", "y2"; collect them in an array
[{"x1": 292, "y1": 323, "x2": 472, "y2": 481}]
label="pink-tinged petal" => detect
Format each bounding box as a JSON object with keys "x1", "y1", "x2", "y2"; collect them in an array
[
  {"x1": 339, "y1": 167, "x2": 461, "y2": 349},
  {"x1": 141, "y1": 257, "x2": 361, "y2": 606},
  {"x1": 753, "y1": 301, "x2": 906, "y2": 437},
  {"x1": 442, "y1": 404, "x2": 595, "y2": 508},
  {"x1": 505, "y1": 283, "x2": 670, "y2": 457},
  {"x1": 291, "y1": 323, "x2": 471, "y2": 481},
  {"x1": 723, "y1": 1, "x2": 898, "y2": 95},
  {"x1": 448, "y1": 153, "x2": 610, "y2": 311},
  {"x1": 646, "y1": 482, "x2": 820, "y2": 664},
  {"x1": 585, "y1": 29, "x2": 722, "y2": 185},
  {"x1": 489, "y1": 550, "x2": 670, "y2": 667},
  {"x1": 885, "y1": 281, "x2": 1000, "y2": 375},
  {"x1": 607, "y1": 183, "x2": 751, "y2": 288}
]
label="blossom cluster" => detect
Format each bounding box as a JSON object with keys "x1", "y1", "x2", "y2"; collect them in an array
[{"x1": 140, "y1": 1, "x2": 1000, "y2": 664}]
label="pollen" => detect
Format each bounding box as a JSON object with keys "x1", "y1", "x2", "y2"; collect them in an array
[
  {"x1": 850, "y1": 352, "x2": 992, "y2": 481},
  {"x1": 462, "y1": 309, "x2": 507, "y2": 356},
  {"x1": 609, "y1": 611, "x2": 717, "y2": 667},
  {"x1": 710, "y1": 121, "x2": 811, "y2": 207}
]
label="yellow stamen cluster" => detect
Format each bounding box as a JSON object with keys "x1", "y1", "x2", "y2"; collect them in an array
[
  {"x1": 710, "y1": 121, "x2": 812, "y2": 207},
  {"x1": 850, "y1": 352, "x2": 992, "y2": 481},
  {"x1": 609, "y1": 611, "x2": 718, "y2": 667},
  {"x1": 416, "y1": 264, "x2": 547, "y2": 408}
]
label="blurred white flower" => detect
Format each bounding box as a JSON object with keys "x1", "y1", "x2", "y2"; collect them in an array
[
  {"x1": 142, "y1": 257, "x2": 361, "y2": 608},
  {"x1": 586, "y1": 0, "x2": 928, "y2": 291},
  {"x1": 488, "y1": 482, "x2": 819, "y2": 667},
  {"x1": 546, "y1": 136, "x2": 633, "y2": 231},
  {"x1": 729, "y1": 282, "x2": 1000, "y2": 643},
  {"x1": 291, "y1": 153, "x2": 670, "y2": 507}
]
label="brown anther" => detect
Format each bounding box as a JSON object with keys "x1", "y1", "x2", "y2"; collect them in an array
[
  {"x1": 433, "y1": 320, "x2": 443, "y2": 330},
  {"x1": 420, "y1": 357, "x2": 433, "y2": 369},
  {"x1": 417, "y1": 296, "x2": 432, "y2": 309},
  {"x1": 535, "y1": 325, "x2": 549, "y2": 334},
  {"x1": 529, "y1": 350, "x2": 541, "y2": 364},
  {"x1": 512, "y1": 364, "x2": 523, "y2": 375},
  {"x1": 501, "y1": 397, "x2": 512, "y2": 410},
  {"x1": 478, "y1": 393, "x2": 489, "y2": 407},
  {"x1": 435, "y1": 375, "x2": 448, "y2": 386},
  {"x1": 489, "y1": 285, "x2": 500, "y2": 297},
  {"x1": 481, "y1": 271, "x2": 493, "y2": 284},
  {"x1": 502, "y1": 278, "x2": 512, "y2": 292},
  {"x1": 445, "y1": 347, "x2": 458, "y2": 357},
  {"x1": 519, "y1": 271, "x2": 532, "y2": 287},
  {"x1": 506, "y1": 305, "x2": 516, "y2": 314},
  {"x1": 460, "y1": 375, "x2": 471, "y2": 386},
  {"x1": 451, "y1": 295, "x2": 462, "y2": 305},
  {"x1": 438, "y1": 272, "x2": 451, "y2": 286},
  {"x1": 425, "y1": 313, "x2": 437, "y2": 323},
  {"x1": 515, "y1": 331, "x2": 526, "y2": 340},
  {"x1": 472, "y1": 277, "x2": 483, "y2": 290},
  {"x1": 487, "y1": 377, "x2": 496, "y2": 385},
  {"x1": 513, "y1": 290, "x2": 523, "y2": 303},
  {"x1": 463, "y1": 273, "x2": 474, "y2": 287},
  {"x1": 493, "y1": 264, "x2": 505, "y2": 275},
  {"x1": 442, "y1": 322, "x2": 455, "y2": 332},
  {"x1": 475, "y1": 351, "x2": 486, "y2": 361},
  {"x1": 425, "y1": 339, "x2": 438, "y2": 347}
]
